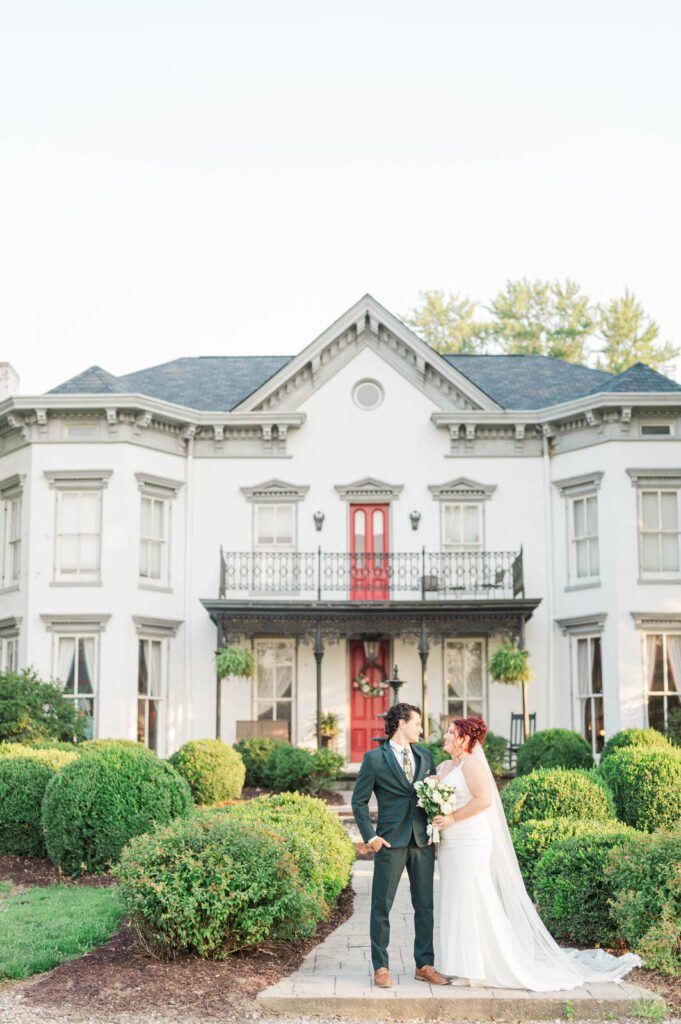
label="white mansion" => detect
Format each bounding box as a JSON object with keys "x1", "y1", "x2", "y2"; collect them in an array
[{"x1": 0, "y1": 295, "x2": 679, "y2": 764}]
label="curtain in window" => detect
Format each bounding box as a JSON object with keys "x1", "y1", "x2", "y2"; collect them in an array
[
  {"x1": 58, "y1": 637, "x2": 76, "y2": 692},
  {"x1": 577, "y1": 638, "x2": 589, "y2": 695},
  {"x1": 667, "y1": 636, "x2": 681, "y2": 696},
  {"x1": 646, "y1": 635, "x2": 658, "y2": 691}
]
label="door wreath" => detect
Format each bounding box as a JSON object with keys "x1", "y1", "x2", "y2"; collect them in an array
[{"x1": 353, "y1": 659, "x2": 389, "y2": 698}]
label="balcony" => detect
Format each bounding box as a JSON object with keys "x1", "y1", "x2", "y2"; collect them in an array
[{"x1": 218, "y1": 547, "x2": 525, "y2": 601}]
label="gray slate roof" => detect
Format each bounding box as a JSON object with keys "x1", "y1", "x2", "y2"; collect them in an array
[{"x1": 49, "y1": 352, "x2": 679, "y2": 412}]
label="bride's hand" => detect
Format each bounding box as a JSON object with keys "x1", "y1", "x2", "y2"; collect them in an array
[{"x1": 432, "y1": 814, "x2": 454, "y2": 831}]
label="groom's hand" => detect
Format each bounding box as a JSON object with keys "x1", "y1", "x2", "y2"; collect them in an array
[{"x1": 369, "y1": 836, "x2": 391, "y2": 853}]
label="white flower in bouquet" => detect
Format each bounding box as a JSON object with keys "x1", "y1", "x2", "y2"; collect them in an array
[
  {"x1": 425, "y1": 775, "x2": 438, "y2": 788},
  {"x1": 431, "y1": 790, "x2": 443, "y2": 805},
  {"x1": 414, "y1": 776, "x2": 456, "y2": 844},
  {"x1": 441, "y1": 801, "x2": 454, "y2": 815}
]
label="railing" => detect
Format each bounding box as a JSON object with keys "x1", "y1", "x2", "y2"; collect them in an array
[{"x1": 219, "y1": 547, "x2": 525, "y2": 601}]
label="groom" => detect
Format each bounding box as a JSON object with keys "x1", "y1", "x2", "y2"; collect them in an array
[{"x1": 351, "y1": 702, "x2": 449, "y2": 989}]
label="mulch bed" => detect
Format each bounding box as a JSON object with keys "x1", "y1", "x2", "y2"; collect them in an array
[
  {"x1": 17, "y1": 886, "x2": 354, "y2": 1019},
  {"x1": 629, "y1": 966, "x2": 681, "y2": 1015},
  {"x1": 0, "y1": 856, "x2": 112, "y2": 889}
]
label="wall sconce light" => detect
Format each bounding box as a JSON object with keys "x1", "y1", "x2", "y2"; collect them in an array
[
  {"x1": 362, "y1": 635, "x2": 381, "y2": 664},
  {"x1": 313, "y1": 510, "x2": 325, "y2": 532},
  {"x1": 409, "y1": 510, "x2": 421, "y2": 531}
]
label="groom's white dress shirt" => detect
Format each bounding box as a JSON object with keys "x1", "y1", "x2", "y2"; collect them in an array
[{"x1": 389, "y1": 739, "x2": 415, "y2": 776}]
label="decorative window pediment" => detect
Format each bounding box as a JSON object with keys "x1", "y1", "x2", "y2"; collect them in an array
[
  {"x1": 241, "y1": 479, "x2": 309, "y2": 503},
  {"x1": 334, "y1": 477, "x2": 403, "y2": 502},
  {"x1": 44, "y1": 470, "x2": 113, "y2": 490},
  {"x1": 627, "y1": 468, "x2": 681, "y2": 488},
  {"x1": 132, "y1": 615, "x2": 183, "y2": 638},
  {"x1": 0, "y1": 616, "x2": 21, "y2": 639},
  {"x1": 135, "y1": 472, "x2": 184, "y2": 499},
  {"x1": 41, "y1": 613, "x2": 110, "y2": 634},
  {"x1": 553, "y1": 471, "x2": 603, "y2": 497},
  {"x1": 555, "y1": 613, "x2": 607, "y2": 636},
  {"x1": 0, "y1": 474, "x2": 25, "y2": 498},
  {"x1": 429, "y1": 477, "x2": 496, "y2": 502},
  {"x1": 631, "y1": 611, "x2": 681, "y2": 631}
]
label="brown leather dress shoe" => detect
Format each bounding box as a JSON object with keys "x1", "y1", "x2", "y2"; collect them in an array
[
  {"x1": 415, "y1": 965, "x2": 450, "y2": 985},
  {"x1": 373, "y1": 967, "x2": 393, "y2": 988}
]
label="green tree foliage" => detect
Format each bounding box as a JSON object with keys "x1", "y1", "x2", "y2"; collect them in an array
[
  {"x1": 596, "y1": 289, "x2": 679, "y2": 375},
  {"x1": 486, "y1": 278, "x2": 594, "y2": 362},
  {"x1": 404, "y1": 290, "x2": 487, "y2": 353},
  {"x1": 0, "y1": 670, "x2": 86, "y2": 744}
]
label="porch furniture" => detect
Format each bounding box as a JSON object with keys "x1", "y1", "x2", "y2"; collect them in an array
[
  {"x1": 508, "y1": 711, "x2": 536, "y2": 768},
  {"x1": 235, "y1": 719, "x2": 290, "y2": 742}
]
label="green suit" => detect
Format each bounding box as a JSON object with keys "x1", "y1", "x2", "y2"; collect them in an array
[{"x1": 351, "y1": 742, "x2": 436, "y2": 970}]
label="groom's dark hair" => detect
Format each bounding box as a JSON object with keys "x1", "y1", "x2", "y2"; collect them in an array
[{"x1": 384, "y1": 702, "x2": 421, "y2": 739}]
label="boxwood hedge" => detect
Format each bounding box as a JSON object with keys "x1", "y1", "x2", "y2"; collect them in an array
[
  {"x1": 599, "y1": 746, "x2": 681, "y2": 831},
  {"x1": 169, "y1": 739, "x2": 245, "y2": 804},
  {"x1": 501, "y1": 768, "x2": 615, "y2": 827},
  {"x1": 600, "y1": 728, "x2": 670, "y2": 763},
  {"x1": 0, "y1": 749, "x2": 77, "y2": 857},
  {"x1": 515, "y1": 729, "x2": 594, "y2": 776}
]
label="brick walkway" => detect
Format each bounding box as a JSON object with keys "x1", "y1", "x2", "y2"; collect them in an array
[{"x1": 258, "y1": 860, "x2": 659, "y2": 1021}]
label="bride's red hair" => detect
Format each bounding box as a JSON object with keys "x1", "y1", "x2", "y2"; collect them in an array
[{"x1": 451, "y1": 715, "x2": 488, "y2": 750}]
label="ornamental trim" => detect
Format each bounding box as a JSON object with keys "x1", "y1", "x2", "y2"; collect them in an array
[
  {"x1": 241, "y1": 479, "x2": 310, "y2": 503},
  {"x1": 428, "y1": 477, "x2": 497, "y2": 502},
  {"x1": 334, "y1": 477, "x2": 403, "y2": 502}
]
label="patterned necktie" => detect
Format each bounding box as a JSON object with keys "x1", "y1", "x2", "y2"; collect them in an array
[{"x1": 402, "y1": 746, "x2": 414, "y2": 783}]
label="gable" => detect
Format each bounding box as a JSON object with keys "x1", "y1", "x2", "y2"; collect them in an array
[{"x1": 233, "y1": 295, "x2": 500, "y2": 414}]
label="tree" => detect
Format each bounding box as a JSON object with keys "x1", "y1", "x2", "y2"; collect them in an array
[
  {"x1": 486, "y1": 278, "x2": 595, "y2": 363},
  {"x1": 596, "y1": 289, "x2": 679, "y2": 375},
  {"x1": 487, "y1": 641, "x2": 533, "y2": 742},
  {"x1": 404, "y1": 290, "x2": 487, "y2": 354},
  {"x1": 0, "y1": 669, "x2": 86, "y2": 743}
]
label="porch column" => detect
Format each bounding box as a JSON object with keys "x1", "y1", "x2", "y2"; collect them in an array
[
  {"x1": 314, "y1": 620, "x2": 324, "y2": 748},
  {"x1": 418, "y1": 619, "x2": 430, "y2": 740},
  {"x1": 215, "y1": 619, "x2": 226, "y2": 741},
  {"x1": 518, "y1": 615, "x2": 530, "y2": 741}
]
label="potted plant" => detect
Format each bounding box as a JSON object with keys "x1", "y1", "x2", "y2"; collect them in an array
[
  {"x1": 320, "y1": 710, "x2": 341, "y2": 748},
  {"x1": 487, "y1": 641, "x2": 533, "y2": 741},
  {"x1": 215, "y1": 646, "x2": 254, "y2": 680}
]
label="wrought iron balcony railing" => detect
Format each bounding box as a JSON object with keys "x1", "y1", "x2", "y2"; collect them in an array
[{"x1": 218, "y1": 548, "x2": 525, "y2": 601}]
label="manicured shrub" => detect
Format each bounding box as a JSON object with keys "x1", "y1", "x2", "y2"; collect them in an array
[
  {"x1": 599, "y1": 747, "x2": 681, "y2": 832},
  {"x1": 0, "y1": 751, "x2": 76, "y2": 857},
  {"x1": 0, "y1": 742, "x2": 79, "y2": 772},
  {"x1": 42, "y1": 746, "x2": 193, "y2": 875},
  {"x1": 27, "y1": 740, "x2": 82, "y2": 753},
  {"x1": 233, "y1": 736, "x2": 285, "y2": 787},
  {"x1": 265, "y1": 744, "x2": 315, "y2": 792},
  {"x1": 600, "y1": 727, "x2": 670, "y2": 763},
  {"x1": 169, "y1": 740, "x2": 245, "y2": 804},
  {"x1": 666, "y1": 707, "x2": 681, "y2": 747},
  {"x1": 227, "y1": 792, "x2": 355, "y2": 903},
  {"x1": 511, "y1": 817, "x2": 632, "y2": 897},
  {"x1": 0, "y1": 670, "x2": 86, "y2": 743},
  {"x1": 516, "y1": 729, "x2": 594, "y2": 776},
  {"x1": 116, "y1": 813, "x2": 324, "y2": 957},
  {"x1": 81, "y1": 738, "x2": 155, "y2": 755},
  {"x1": 422, "y1": 738, "x2": 448, "y2": 766},
  {"x1": 501, "y1": 768, "x2": 615, "y2": 827},
  {"x1": 483, "y1": 731, "x2": 508, "y2": 776},
  {"x1": 310, "y1": 748, "x2": 344, "y2": 792},
  {"x1": 533, "y1": 824, "x2": 636, "y2": 946},
  {"x1": 608, "y1": 827, "x2": 681, "y2": 975}
]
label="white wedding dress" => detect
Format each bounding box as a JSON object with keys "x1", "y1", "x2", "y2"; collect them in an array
[{"x1": 436, "y1": 748, "x2": 641, "y2": 991}]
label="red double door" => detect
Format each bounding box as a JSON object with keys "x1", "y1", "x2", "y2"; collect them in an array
[{"x1": 349, "y1": 503, "x2": 391, "y2": 762}]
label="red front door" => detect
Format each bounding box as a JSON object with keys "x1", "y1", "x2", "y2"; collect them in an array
[
  {"x1": 349, "y1": 638, "x2": 391, "y2": 762},
  {"x1": 350, "y1": 503, "x2": 389, "y2": 600}
]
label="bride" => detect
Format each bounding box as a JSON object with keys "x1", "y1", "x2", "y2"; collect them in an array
[{"x1": 431, "y1": 715, "x2": 641, "y2": 991}]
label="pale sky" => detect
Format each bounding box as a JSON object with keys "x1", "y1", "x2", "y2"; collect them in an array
[{"x1": 2, "y1": 1, "x2": 680, "y2": 396}]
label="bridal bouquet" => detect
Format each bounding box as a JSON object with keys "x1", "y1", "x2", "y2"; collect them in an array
[{"x1": 414, "y1": 774, "x2": 456, "y2": 845}]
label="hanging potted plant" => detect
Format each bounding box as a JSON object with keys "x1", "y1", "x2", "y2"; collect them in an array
[
  {"x1": 215, "y1": 646, "x2": 254, "y2": 680},
  {"x1": 487, "y1": 640, "x2": 532, "y2": 741}
]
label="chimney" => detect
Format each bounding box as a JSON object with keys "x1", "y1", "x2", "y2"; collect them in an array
[{"x1": 0, "y1": 364, "x2": 20, "y2": 401}]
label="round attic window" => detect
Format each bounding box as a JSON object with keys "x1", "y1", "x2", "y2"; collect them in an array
[{"x1": 352, "y1": 379, "x2": 384, "y2": 411}]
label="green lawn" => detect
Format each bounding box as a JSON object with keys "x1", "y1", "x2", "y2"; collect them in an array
[{"x1": 0, "y1": 884, "x2": 125, "y2": 979}]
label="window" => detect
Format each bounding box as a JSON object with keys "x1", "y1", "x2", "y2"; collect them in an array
[
  {"x1": 55, "y1": 490, "x2": 102, "y2": 580},
  {"x1": 2, "y1": 496, "x2": 21, "y2": 586},
  {"x1": 138, "y1": 638, "x2": 163, "y2": 752},
  {"x1": 570, "y1": 494, "x2": 599, "y2": 581},
  {"x1": 442, "y1": 503, "x2": 481, "y2": 551},
  {"x1": 640, "y1": 421, "x2": 673, "y2": 437},
  {"x1": 645, "y1": 633, "x2": 681, "y2": 733},
  {"x1": 139, "y1": 496, "x2": 168, "y2": 582},
  {"x1": 352, "y1": 379, "x2": 384, "y2": 411},
  {"x1": 639, "y1": 489, "x2": 680, "y2": 575},
  {"x1": 444, "y1": 639, "x2": 486, "y2": 719},
  {"x1": 254, "y1": 639, "x2": 294, "y2": 728},
  {"x1": 255, "y1": 504, "x2": 294, "y2": 549},
  {"x1": 576, "y1": 636, "x2": 604, "y2": 755},
  {"x1": 0, "y1": 636, "x2": 18, "y2": 672},
  {"x1": 57, "y1": 635, "x2": 96, "y2": 739}
]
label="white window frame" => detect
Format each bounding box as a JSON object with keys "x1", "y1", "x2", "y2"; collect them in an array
[
  {"x1": 254, "y1": 503, "x2": 296, "y2": 552},
  {"x1": 56, "y1": 634, "x2": 99, "y2": 740},
  {"x1": 45, "y1": 471, "x2": 112, "y2": 585},
  {"x1": 0, "y1": 475, "x2": 24, "y2": 590},
  {"x1": 627, "y1": 470, "x2": 681, "y2": 582},
  {"x1": 0, "y1": 616, "x2": 20, "y2": 673},
  {"x1": 443, "y1": 638, "x2": 488, "y2": 720},
  {"x1": 137, "y1": 635, "x2": 166, "y2": 754},
  {"x1": 441, "y1": 502, "x2": 483, "y2": 552},
  {"x1": 568, "y1": 492, "x2": 600, "y2": 584},
  {"x1": 638, "y1": 488, "x2": 681, "y2": 579},
  {"x1": 132, "y1": 616, "x2": 181, "y2": 757},
  {"x1": 135, "y1": 474, "x2": 183, "y2": 591},
  {"x1": 574, "y1": 634, "x2": 605, "y2": 756},
  {"x1": 253, "y1": 638, "x2": 295, "y2": 730},
  {"x1": 643, "y1": 631, "x2": 681, "y2": 734},
  {"x1": 639, "y1": 420, "x2": 674, "y2": 437},
  {"x1": 41, "y1": 614, "x2": 110, "y2": 740}
]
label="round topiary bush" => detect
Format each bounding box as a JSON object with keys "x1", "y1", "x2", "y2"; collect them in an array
[
  {"x1": 600, "y1": 728, "x2": 670, "y2": 763},
  {"x1": 607, "y1": 827, "x2": 681, "y2": 975},
  {"x1": 501, "y1": 768, "x2": 615, "y2": 827},
  {"x1": 599, "y1": 747, "x2": 681, "y2": 832},
  {"x1": 233, "y1": 737, "x2": 285, "y2": 787},
  {"x1": 533, "y1": 824, "x2": 636, "y2": 946},
  {"x1": 227, "y1": 792, "x2": 355, "y2": 903},
  {"x1": 116, "y1": 812, "x2": 324, "y2": 957},
  {"x1": 516, "y1": 729, "x2": 594, "y2": 776},
  {"x1": 0, "y1": 748, "x2": 78, "y2": 857},
  {"x1": 511, "y1": 817, "x2": 632, "y2": 897},
  {"x1": 42, "y1": 745, "x2": 193, "y2": 875},
  {"x1": 309, "y1": 748, "x2": 345, "y2": 792},
  {"x1": 80, "y1": 738, "x2": 156, "y2": 755},
  {"x1": 168, "y1": 740, "x2": 246, "y2": 804},
  {"x1": 0, "y1": 742, "x2": 79, "y2": 771},
  {"x1": 265, "y1": 744, "x2": 315, "y2": 792}
]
